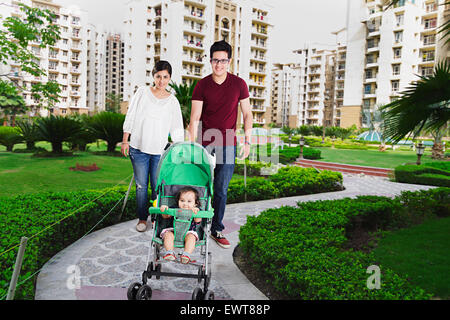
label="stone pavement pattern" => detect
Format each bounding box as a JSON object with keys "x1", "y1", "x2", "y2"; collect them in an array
[{"x1": 35, "y1": 174, "x2": 434, "y2": 300}]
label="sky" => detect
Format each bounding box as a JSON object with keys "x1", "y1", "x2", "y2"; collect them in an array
[{"x1": 56, "y1": 0, "x2": 348, "y2": 63}]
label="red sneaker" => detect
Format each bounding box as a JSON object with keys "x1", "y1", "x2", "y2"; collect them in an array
[{"x1": 211, "y1": 231, "x2": 231, "y2": 249}]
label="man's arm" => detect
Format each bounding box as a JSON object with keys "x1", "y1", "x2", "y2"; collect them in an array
[
  {"x1": 189, "y1": 100, "x2": 204, "y2": 143},
  {"x1": 240, "y1": 97, "x2": 253, "y2": 160}
]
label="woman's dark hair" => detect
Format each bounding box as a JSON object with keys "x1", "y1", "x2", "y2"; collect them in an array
[
  {"x1": 176, "y1": 187, "x2": 200, "y2": 208},
  {"x1": 152, "y1": 60, "x2": 172, "y2": 77},
  {"x1": 210, "y1": 40, "x2": 232, "y2": 59}
]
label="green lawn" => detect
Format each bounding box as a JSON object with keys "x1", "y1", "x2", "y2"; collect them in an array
[
  {"x1": 316, "y1": 147, "x2": 436, "y2": 169},
  {"x1": 0, "y1": 142, "x2": 245, "y2": 198},
  {"x1": 373, "y1": 217, "x2": 450, "y2": 299}
]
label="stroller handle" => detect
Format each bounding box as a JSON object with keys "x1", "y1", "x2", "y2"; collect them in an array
[{"x1": 149, "y1": 207, "x2": 214, "y2": 219}]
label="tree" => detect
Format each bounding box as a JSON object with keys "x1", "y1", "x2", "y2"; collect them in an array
[
  {"x1": 281, "y1": 126, "x2": 296, "y2": 147},
  {"x1": 0, "y1": 80, "x2": 26, "y2": 126},
  {"x1": 85, "y1": 112, "x2": 125, "y2": 152},
  {"x1": 35, "y1": 115, "x2": 83, "y2": 153},
  {"x1": 0, "y1": 3, "x2": 61, "y2": 110},
  {"x1": 16, "y1": 118, "x2": 40, "y2": 150},
  {"x1": 170, "y1": 81, "x2": 198, "y2": 129},
  {"x1": 381, "y1": 61, "x2": 450, "y2": 159},
  {"x1": 105, "y1": 93, "x2": 122, "y2": 113}
]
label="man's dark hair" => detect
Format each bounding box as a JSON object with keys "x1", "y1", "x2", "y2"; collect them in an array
[
  {"x1": 210, "y1": 40, "x2": 232, "y2": 59},
  {"x1": 152, "y1": 60, "x2": 172, "y2": 77}
]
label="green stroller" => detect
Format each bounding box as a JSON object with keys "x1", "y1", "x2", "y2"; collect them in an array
[{"x1": 127, "y1": 142, "x2": 215, "y2": 300}]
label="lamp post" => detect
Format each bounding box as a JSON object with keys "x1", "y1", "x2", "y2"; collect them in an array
[
  {"x1": 298, "y1": 136, "x2": 305, "y2": 160},
  {"x1": 416, "y1": 142, "x2": 425, "y2": 165}
]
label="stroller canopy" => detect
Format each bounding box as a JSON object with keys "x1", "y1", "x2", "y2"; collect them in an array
[{"x1": 156, "y1": 142, "x2": 214, "y2": 196}]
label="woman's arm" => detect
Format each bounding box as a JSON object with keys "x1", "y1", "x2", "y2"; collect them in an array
[{"x1": 169, "y1": 99, "x2": 186, "y2": 143}]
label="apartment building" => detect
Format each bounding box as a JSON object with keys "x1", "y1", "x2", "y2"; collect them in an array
[
  {"x1": 86, "y1": 24, "x2": 107, "y2": 112},
  {"x1": 341, "y1": 0, "x2": 449, "y2": 128},
  {"x1": 0, "y1": 0, "x2": 88, "y2": 116},
  {"x1": 122, "y1": 0, "x2": 273, "y2": 128},
  {"x1": 105, "y1": 33, "x2": 125, "y2": 100},
  {"x1": 269, "y1": 45, "x2": 339, "y2": 129}
]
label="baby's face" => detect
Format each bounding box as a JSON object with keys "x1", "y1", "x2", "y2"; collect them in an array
[{"x1": 178, "y1": 191, "x2": 197, "y2": 210}]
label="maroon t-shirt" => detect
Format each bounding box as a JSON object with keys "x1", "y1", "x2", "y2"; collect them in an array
[{"x1": 192, "y1": 73, "x2": 249, "y2": 147}]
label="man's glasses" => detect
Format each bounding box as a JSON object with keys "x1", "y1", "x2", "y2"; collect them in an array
[{"x1": 211, "y1": 59, "x2": 230, "y2": 65}]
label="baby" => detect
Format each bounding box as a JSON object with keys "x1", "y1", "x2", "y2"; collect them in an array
[{"x1": 160, "y1": 187, "x2": 202, "y2": 264}]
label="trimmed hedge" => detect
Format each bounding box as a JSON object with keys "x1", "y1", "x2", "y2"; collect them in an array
[
  {"x1": 239, "y1": 188, "x2": 449, "y2": 300},
  {"x1": 395, "y1": 162, "x2": 450, "y2": 187},
  {"x1": 0, "y1": 186, "x2": 137, "y2": 300},
  {"x1": 227, "y1": 167, "x2": 343, "y2": 203}
]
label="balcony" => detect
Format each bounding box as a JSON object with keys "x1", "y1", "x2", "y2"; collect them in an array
[
  {"x1": 184, "y1": 10, "x2": 205, "y2": 22},
  {"x1": 250, "y1": 67, "x2": 266, "y2": 75},
  {"x1": 252, "y1": 105, "x2": 267, "y2": 113},
  {"x1": 184, "y1": 0, "x2": 207, "y2": 8},
  {"x1": 252, "y1": 27, "x2": 268, "y2": 37},
  {"x1": 182, "y1": 54, "x2": 204, "y2": 65},
  {"x1": 184, "y1": 40, "x2": 204, "y2": 50},
  {"x1": 423, "y1": 19, "x2": 437, "y2": 31},
  {"x1": 248, "y1": 80, "x2": 266, "y2": 88},
  {"x1": 363, "y1": 90, "x2": 377, "y2": 99},
  {"x1": 71, "y1": 68, "x2": 81, "y2": 74},
  {"x1": 252, "y1": 13, "x2": 269, "y2": 25},
  {"x1": 182, "y1": 69, "x2": 202, "y2": 79}
]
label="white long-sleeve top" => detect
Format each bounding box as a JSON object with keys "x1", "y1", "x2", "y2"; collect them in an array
[{"x1": 123, "y1": 86, "x2": 185, "y2": 155}]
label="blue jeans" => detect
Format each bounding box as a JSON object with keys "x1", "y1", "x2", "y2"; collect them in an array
[
  {"x1": 129, "y1": 147, "x2": 161, "y2": 221},
  {"x1": 209, "y1": 146, "x2": 236, "y2": 234}
]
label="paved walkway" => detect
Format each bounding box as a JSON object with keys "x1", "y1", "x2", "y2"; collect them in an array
[{"x1": 35, "y1": 174, "x2": 434, "y2": 300}]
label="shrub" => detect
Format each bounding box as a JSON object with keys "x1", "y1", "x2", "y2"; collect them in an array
[
  {"x1": 394, "y1": 163, "x2": 450, "y2": 187},
  {"x1": 239, "y1": 188, "x2": 450, "y2": 299},
  {"x1": 0, "y1": 126, "x2": 23, "y2": 151},
  {"x1": 0, "y1": 186, "x2": 137, "y2": 300}
]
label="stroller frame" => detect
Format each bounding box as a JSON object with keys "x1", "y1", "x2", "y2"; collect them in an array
[{"x1": 127, "y1": 143, "x2": 216, "y2": 301}]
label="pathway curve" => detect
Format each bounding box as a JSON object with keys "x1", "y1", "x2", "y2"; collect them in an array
[{"x1": 35, "y1": 174, "x2": 434, "y2": 300}]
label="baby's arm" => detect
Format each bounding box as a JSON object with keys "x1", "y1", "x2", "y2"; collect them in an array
[
  {"x1": 160, "y1": 205, "x2": 170, "y2": 219},
  {"x1": 192, "y1": 207, "x2": 202, "y2": 223}
]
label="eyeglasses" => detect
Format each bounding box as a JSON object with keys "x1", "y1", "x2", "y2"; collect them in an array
[{"x1": 211, "y1": 59, "x2": 230, "y2": 65}]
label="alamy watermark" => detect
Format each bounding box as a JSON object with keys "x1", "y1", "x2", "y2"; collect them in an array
[
  {"x1": 366, "y1": 265, "x2": 381, "y2": 290},
  {"x1": 66, "y1": 265, "x2": 81, "y2": 290}
]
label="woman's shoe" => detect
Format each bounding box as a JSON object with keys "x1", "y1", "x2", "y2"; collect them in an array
[{"x1": 136, "y1": 220, "x2": 147, "y2": 232}]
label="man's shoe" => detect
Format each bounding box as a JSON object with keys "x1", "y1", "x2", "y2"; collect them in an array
[{"x1": 211, "y1": 231, "x2": 231, "y2": 249}]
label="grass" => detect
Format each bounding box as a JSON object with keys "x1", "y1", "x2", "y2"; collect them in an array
[
  {"x1": 0, "y1": 142, "x2": 246, "y2": 198},
  {"x1": 315, "y1": 147, "x2": 436, "y2": 169},
  {"x1": 373, "y1": 217, "x2": 450, "y2": 299}
]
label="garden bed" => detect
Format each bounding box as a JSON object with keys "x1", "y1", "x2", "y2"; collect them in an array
[{"x1": 236, "y1": 188, "x2": 449, "y2": 300}]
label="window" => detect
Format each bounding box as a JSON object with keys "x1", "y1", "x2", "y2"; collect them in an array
[
  {"x1": 392, "y1": 64, "x2": 401, "y2": 76},
  {"x1": 394, "y1": 48, "x2": 402, "y2": 59},
  {"x1": 394, "y1": 31, "x2": 403, "y2": 43},
  {"x1": 395, "y1": 14, "x2": 404, "y2": 26},
  {"x1": 364, "y1": 84, "x2": 372, "y2": 94},
  {"x1": 391, "y1": 80, "x2": 400, "y2": 92}
]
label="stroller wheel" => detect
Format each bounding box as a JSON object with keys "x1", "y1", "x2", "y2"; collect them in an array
[
  {"x1": 197, "y1": 266, "x2": 204, "y2": 284},
  {"x1": 203, "y1": 290, "x2": 215, "y2": 300},
  {"x1": 136, "y1": 284, "x2": 152, "y2": 300},
  {"x1": 127, "y1": 282, "x2": 142, "y2": 300},
  {"x1": 192, "y1": 287, "x2": 204, "y2": 300}
]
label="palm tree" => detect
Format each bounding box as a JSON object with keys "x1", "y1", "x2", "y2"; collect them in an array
[
  {"x1": 380, "y1": 61, "x2": 450, "y2": 158},
  {"x1": 0, "y1": 126, "x2": 23, "y2": 151},
  {"x1": 281, "y1": 126, "x2": 296, "y2": 147},
  {"x1": 0, "y1": 80, "x2": 27, "y2": 126},
  {"x1": 35, "y1": 115, "x2": 83, "y2": 153},
  {"x1": 85, "y1": 112, "x2": 125, "y2": 152},
  {"x1": 170, "y1": 81, "x2": 198, "y2": 128},
  {"x1": 16, "y1": 118, "x2": 40, "y2": 150}
]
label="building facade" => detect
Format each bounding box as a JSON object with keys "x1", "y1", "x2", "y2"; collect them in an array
[
  {"x1": 122, "y1": 0, "x2": 273, "y2": 128},
  {"x1": 341, "y1": 0, "x2": 450, "y2": 128}
]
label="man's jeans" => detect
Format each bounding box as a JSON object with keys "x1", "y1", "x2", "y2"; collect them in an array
[
  {"x1": 209, "y1": 146, "x2": 236, "y2": 234},
  {"x1": 129, "y1": 147, "x2": 161, "y2": 221}
]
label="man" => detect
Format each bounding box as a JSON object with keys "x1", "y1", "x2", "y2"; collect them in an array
[{"x1": 189, "y1": 40, "x2": 253, "y2": 249}]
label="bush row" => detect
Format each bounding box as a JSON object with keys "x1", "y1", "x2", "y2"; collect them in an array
[
  {"x1": 394, "y1": 162, "x2": 450, "y2": 187},
  {"x1": 0, "y1": 187, "x2": 137, "y2": 300},
  {"x1": 228, "y1": 167, "x2": 343, "y2": 203},
  {"x1": 239, "y1": 188, "x2": 450, "y2": 300}
]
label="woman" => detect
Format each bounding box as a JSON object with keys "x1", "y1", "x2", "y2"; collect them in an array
[{"x1": 122, "y1": 61, "x2": 184, "y2": 232}]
